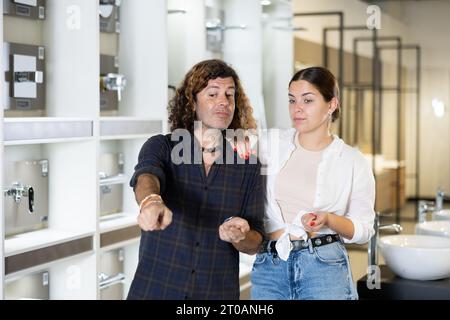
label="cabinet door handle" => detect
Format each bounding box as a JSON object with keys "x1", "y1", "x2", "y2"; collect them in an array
[{"x1": 28, "y1": 186, "x2": 35, "y2": 213}]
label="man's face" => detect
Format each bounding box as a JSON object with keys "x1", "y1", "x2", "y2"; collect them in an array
[{"x1": 195, "y1": 77, "x2": 236, "y2": 130}]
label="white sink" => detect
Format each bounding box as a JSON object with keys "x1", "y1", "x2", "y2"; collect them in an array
[
  {"x1": 379, "y1": 235, "x2": 450, "y2": 280},
  {"x1": 434, "y1": 209, "x2": 450, "y2": 221},
  {"x1": 416, "y1": 221, "x2": 450, "y2": 238}
]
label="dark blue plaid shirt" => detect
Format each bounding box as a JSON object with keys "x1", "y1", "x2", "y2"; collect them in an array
[{"x1": 127, "y1": 133, "x2": 265, "y2": 300}]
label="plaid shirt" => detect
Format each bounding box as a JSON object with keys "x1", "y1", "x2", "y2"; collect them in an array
[{"x1": 127, "y1": 133, "x2": 265, "y2": 300}]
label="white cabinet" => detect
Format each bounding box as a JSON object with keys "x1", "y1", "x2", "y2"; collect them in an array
[
  {"x1": 1, "y1": 0, "x2": 167, "y2": 300},
  {"x1": 2, "y1": 0, "x2": 267, "y2": 300}
]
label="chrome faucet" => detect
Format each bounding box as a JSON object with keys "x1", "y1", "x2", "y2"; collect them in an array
[
  {"x1": 418, "y1": 200, "x2": 436, "y2": 223},
  {"x1": 4, "y1": 182, "x2": 35, "y2": 213},
  {"x1": 435, "y1": 187, "x2": 450, "y2": 212},
  {"x1": 368, "y1": 212, "x2": 402, "y2": 267},
  {"x1": 100, "y1": 73, "x2": 127, "y2": 101}
]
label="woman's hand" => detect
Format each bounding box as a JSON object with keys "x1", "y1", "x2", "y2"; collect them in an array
[
  {"x1": 227, "y1": 130, "x2": 258, "y2": 160},
  {"x1": 301, "y1": 212, "x2": 329, "y2": 232}
]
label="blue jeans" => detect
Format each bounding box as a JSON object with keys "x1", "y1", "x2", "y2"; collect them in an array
[{"x1": 251, "y1": 240, "x2": 358, "y2": 300}]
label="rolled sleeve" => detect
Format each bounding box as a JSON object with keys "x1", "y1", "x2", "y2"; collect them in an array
[
  {"x1": 343, "y1": 152, "x2": 376, "y2": 244},
  {"x1": 343, "y1": 216, "x2": 374, "y2": 244},
  {"x1": 129, "y1": 134, "x2": 170, "y2": 193}
]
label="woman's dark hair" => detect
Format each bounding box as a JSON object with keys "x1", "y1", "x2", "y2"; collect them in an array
[
  {"x1": 168, "y1": 59, "x2": 256, "y2": 132},
  {"x1": 289, "y1": 66, "x2": 340, "y2": 122}
]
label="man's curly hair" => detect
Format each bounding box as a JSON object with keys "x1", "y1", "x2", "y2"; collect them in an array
[{"x1": 168, "y1": 59, "x2": 256, "y2": 132}]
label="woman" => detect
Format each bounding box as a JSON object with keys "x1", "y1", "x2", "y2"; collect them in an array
[{"x1": 251, "y1": 66, "x2": 375, "y2": 300}]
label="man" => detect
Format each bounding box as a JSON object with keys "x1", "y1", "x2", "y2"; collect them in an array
[{"x1": 127, "y1": 59, "x2": 264, "y2": 300}]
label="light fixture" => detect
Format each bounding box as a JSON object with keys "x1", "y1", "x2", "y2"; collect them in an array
[
  {"x1": 261, "y1": 0, "x2": 272, "y2": 6},
  {"x1": 432, "y1": 98, "x2": 445, "y2": 118}
]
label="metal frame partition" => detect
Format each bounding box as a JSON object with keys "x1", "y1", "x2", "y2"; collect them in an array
[
  {"x1": 323, "y1": 25, "x2": 422, "y2": 222},
  {"x1": 354, "y1": 36, "x2": 402, "y2": 224},
  {"x1": 354, "y1": 38, "x2": 422, "y2": 222},
  {"x1": 378, "y1": 44, "x2": 422, "y2": 216},
  {"x1": 322, "y1": 25, "x2": 379, "y2": 183},
  {"x1": 293, "y1": 11, "x2": 344, "y2": 137}
]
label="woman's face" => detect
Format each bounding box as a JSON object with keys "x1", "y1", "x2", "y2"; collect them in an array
[
  {"x1": 288, "y1": 80, "x2": 337, "y2": 134},
  {"x1": 195, "y1": 77, "x2": 236, "y2": 130}
]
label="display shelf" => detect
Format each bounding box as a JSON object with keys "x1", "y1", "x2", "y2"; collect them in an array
[
  {"x1": 97, "y1": 242, "x2": 139, "y2": 300},
  {"x1": 5, "y1": 229, "x2": 94, "y2": 276},
  {"x1": 0, "y1": 0, "x2": 240, "y2": 300},
  {"x1": 4, "y1": 117, "x2": 94, "y2": 145},
  {"x1": 99, "y1": 212, "x2": 138, "y2": 234},
  {"x1": 100, "y1": 225, "x2": 140, "y2": 250},
  {"x1": 4, "y1": 252, "x2": 97, "y2": 300},
  {"x1": 3, "y1": 140, "x2": 98, "y2": 277},
  {"x1": 4, "y1": 250, "x2": 93, "y2": 283},
  {"x1": 5, "y1": 229, "x2": 94, "y2": 258},
  {"x1": 99, "y1": 117, "x2": 163, "y2": 140}
]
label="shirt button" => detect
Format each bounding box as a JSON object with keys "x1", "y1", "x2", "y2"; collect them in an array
[
  {"x1": 191, "y1": 269, "x2": 196, "y2": 274},
  {"x1": 204, "y1": 186, "x2": 208, "y2": 190},
  {"x1": 195, "y1": 242, "x2": 200, "y2": 247}
]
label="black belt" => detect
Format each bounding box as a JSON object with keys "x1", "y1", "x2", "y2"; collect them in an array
[{"x1": 260, "y1": 234, "x2": 341, "y2": 254}]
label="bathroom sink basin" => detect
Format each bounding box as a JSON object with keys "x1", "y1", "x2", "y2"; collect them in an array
[
  {"x1": 378, "y1": 235, "x2": 450, "y2": 280},
  {"x1": 434, "y1": 209, "x2": 450, "y2": 221},
  {"x1": 416, "y1": 221, "x2": 450, "y2": 238}
]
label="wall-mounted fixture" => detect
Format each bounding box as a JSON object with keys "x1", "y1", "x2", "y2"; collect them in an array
[
  {"x1": 99, "y1": 153, "x2": 125, "y2": 218},
  {"x1": 3, "y1": 0, "x2": 45, "y2": 20},
  {"x1": 4, "y1": 159, "x2": 49, "y2": 237},
  {"x1": 99, "y1": 249, "x2": 125, "y2": 300},
  {"x1": 206, "y1": 7, "x2": 247, "y2": 53},
  {"x1": 99, "y1": 0, "x2": 121, "y2": 34},
  {"x1": 3, "y1": 42, "x2": 46, "y2": 112},
  {"x1": 100, "y1": 55, "x2": 127, "y2": 112}
]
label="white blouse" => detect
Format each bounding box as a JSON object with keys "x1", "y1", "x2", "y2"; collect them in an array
[{"x1": 258, "y1": 128, "x2": 376, "y2": 260}]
